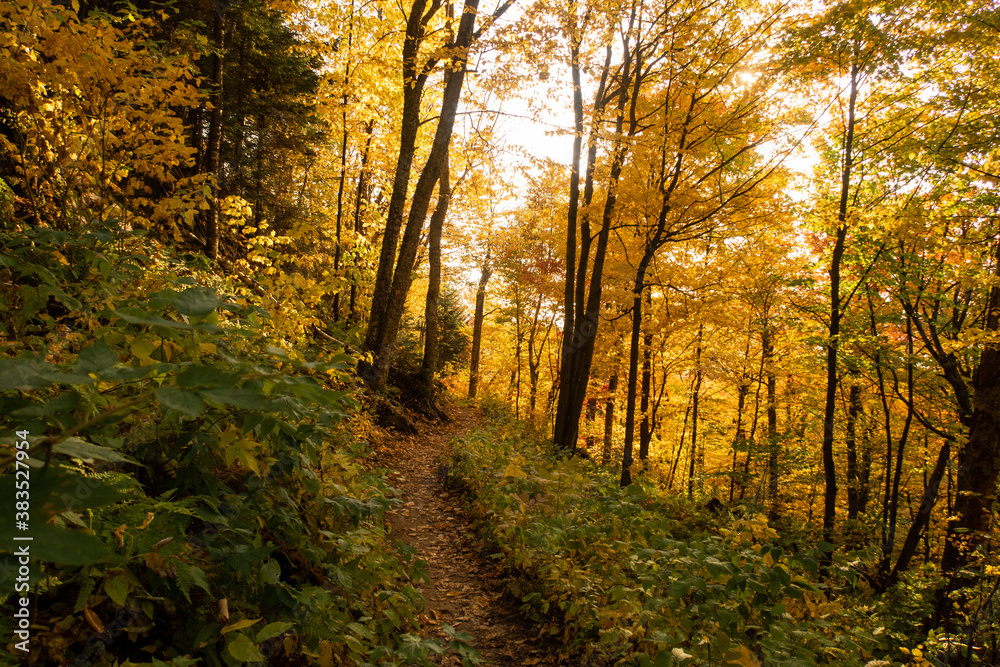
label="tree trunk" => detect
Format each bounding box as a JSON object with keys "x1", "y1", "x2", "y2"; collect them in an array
[
  {"x1": 881, "y1": 315, "x2": 915, "y2": 573},
  {"x1": 603, "y1": 372, "x2": 618, "y2": 466},
  {"x1": 764, "y1": 324, "x2": 779, "y2": 519},
  {"x1": 527, "y1": 294, "x2": 549, "y2": 415},
  {"x1": 554, "y1": 11, "x2": 638, "y2": 453},
  {"x1": 860, "y1": 425, "x2": 872, "y2": 515},
  {"x1": 882, "y1": 438, "x2": 951, "y2": 590},
  {"x1": 669, "y1": 383, "x2": 693, "y2": 491},
  {"x1": 364, "y1": 0, "x2": 440, "y2": 353},
  {"x1": 688, "y1": 326, "x2": 704, "y2": 499},
  {"x1": 941, "y1": 240, "x2": 1000, "y2": 573},
  {"x1": 332, "y1": 107, "x2": 350, "y2": 322},
  {"x1": 420, "y1": 155, "x2": 450, "y2": 382},
  {"x1": 556, "y1": 0, "x2": 586, "y2": 449},
  {"x1": 513, "y1": 286, "x2": 523, "y2": 419},
  {"x1": 845, "y1": 380, "x2": 863, "y2": 521},
  {"x1": 586, "y1": 397, "x2": 597, "y2": 451},
  {"x1": 639, "y1": 323, "x2": 654, "y2": 462},
  {"x1": 730, "y1": 380, "x2": 749, "y2": 504},
  {"x1": 821, "y1": 59, "x2": 859, "y2": 543},
  {"x1": 349, "y1": 119, "x2": 375, "y2": 319},
  {"x1": 621, "y1": 276, "x2": 649, "y2": 486},
  {"x1": 203, "y1": 9, "x2": 225, "y2": 260},
  {"x1": 366, "y1": 0, "x2": 512, "y2": 387},
  {"x1": 468, "y1": 248, "x2": 491, "y2": 399}
]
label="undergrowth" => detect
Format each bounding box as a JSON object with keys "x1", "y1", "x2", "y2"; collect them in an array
[
  {"x1": 446, "y1": 402, "x2": 942, "y2": 666},
  {"x1": 0, "y1": 226, "x2": 455, "y2": 665}
]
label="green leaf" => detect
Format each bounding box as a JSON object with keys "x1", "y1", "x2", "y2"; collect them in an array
[
  {"x1": 177, "y1": 365, "x2": 238, "y2": 388},
  {"x1": 12, "y1": 522, "x2": 117, "y2": 565},
  {"x1": 199, "y1": 386, "x2": 271, "y2": 410},
  {"x1": 0, "y1": 467, "x2": 128, "y2": 516},
  {"x1": 115, "y1": 310, "x2": 195, "y2": 330},
  {"x1": 259, "y1": 558, "x2": 281, "y2": 585},
  {"x1": 256, "y1": 621, "x2": 294, "y2": 642},
  {"x1": 227, "y1": 632, "x2": 265, "y2": 662},
  {"x1": 182, "y1": 565, "x2": 212, "y2": 596},
  {"x1": 53, "y1": 437, "x2": 135, "y2": 464},
  {"x1": 155, "y1": 387, "x2": 205, "y2": 418},
  {"x1": 130, "y1": 336, "x2": 159, "y2": 361},
  {"x1": 221, "y1": 618, "x2": 262, "y2": 635},
  {"x1": 74, "y1": 341, "x2": 118, "y2": 374},
  {"x1": 655, "y1": 649, "x2": 674, "y2": 667},
  {"x1": 0, "y1": 357, "x2": 60, "y2": 390},
  {"x1": 104, "y1": 572, "x2": 130, "y2": 605},
  {"x1": 174, "y1": 287, "x2": 222, "y2": 317}
]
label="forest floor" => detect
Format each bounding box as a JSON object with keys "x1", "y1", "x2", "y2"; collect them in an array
[{"x1": 377, "y1": 405, "x2": 558, "y2": 666}]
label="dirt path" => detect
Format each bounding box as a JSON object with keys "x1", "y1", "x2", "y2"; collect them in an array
[{"x1": 382, "y1": 406, "x2": 551, "y2": 666}]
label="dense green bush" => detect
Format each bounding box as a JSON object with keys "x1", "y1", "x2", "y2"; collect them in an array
[{"x1": 0, "y1": 226, "x2": 452, "y2": 665}]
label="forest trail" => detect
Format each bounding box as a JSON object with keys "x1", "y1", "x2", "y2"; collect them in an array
[{"x1": 382, "y1": 406, "x2": 554, "y2": 666}]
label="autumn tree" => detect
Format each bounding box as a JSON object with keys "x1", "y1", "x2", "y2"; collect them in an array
[
  {"x1": 362, "y1": 0, "x2": 513, "y2": 389},
  {"x1": 782, "y1": 0, "x2": 919, "y2": 543},
  {"x1": 614, "y1": 0, "x2": 786, "y2": 486}
]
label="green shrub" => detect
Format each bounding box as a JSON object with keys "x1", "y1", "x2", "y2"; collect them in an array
[
  {"x1": 0, "y1": 226, "x2": 446, "y2": 665},
  {"x1": 446, "y1": 424, "x2": 898, "y2": 667}
]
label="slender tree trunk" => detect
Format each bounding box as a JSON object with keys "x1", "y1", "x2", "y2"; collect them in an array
[
  {"x1": 621, "y1": 190, "x2": 671, "y2": 484},
  {"x1": 860, "y1": 425, "x2": 872, "y2": 514},
  {"x1": 639, "y1": 324, "x2": 654, "y2": 462},
  {"x1": 514, "y1": 286, "x2": 523, "y2": 419},
  {"x1": 420, "y1": 155, "x2": 450, "y2": 382},
  {"x1": 586, "y1": 397, "x2": 597, "y2": 451},
  {"x1": 190, "y1": 106, "x2": 204, "y2": 175},
  {"x1": 846, "y1": 379, "x2": 863, "y2": 521},
  {"x1": 669, "y1": 384, "x2": 693, "y2": 491},
  {"x1": 764, "y1": 324, "x2": 779, "y2": 519},
  {"x1": 740, "y1": 347, "x2": 766, "y2": 502},
  {"x1": 882, "y1": 315, "x2": 915, "y2": 571},
  {"x1": 621, "y1": 277, "x2": 649, "y2": 486},
  {"x1": 603, "y1": 372, "x2": 618, "y2": 466},
  {"x1": 349, "y1": 119, "x2": 375, "y2": 319},
  {"x1": 527, "y1": 295, "x2": 549, "y2": 415},
  {"x1": 688, "y1": 326, "x2": 704, "y2": 499},
  {"x1": 822, "y1": 59, "x2": 859, "y2": 543},
  {"x1": 731, "y1": 381, "x2": 749, "y2": 504},
  {"x1": 468, "y1": 248, "x2": 491, "y2": 398},
  {"x1": 332, "y1": 107, "x2": 350, "y2": 322},
  {"x1": 555, "y1": 0, "x2": 586, "y2": 448},
  {"x1": 203, "y1": 9, "x2": 225, "y2": 260},
  {"x1": 529, "y1": 319, "x2": 540, "y2": 414},
  {"x1": 621, "y1": 288, "x2": 641, "y2": 484},
  {"x1": 882, "y1": 438, "x2": 952, "y2": 590},
  {"x1": 730, "y1": 327, "x2": 752, "y2": 503}
]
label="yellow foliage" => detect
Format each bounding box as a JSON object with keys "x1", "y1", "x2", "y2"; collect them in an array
[
  {"x1": 720, "y1": 512, "x2": 779, "y2": 547},
  {"x1": 0, "y1": 0, "x2": 207, "y2": 233},
  {"x1": 504, "y1": 454, "x2": 528, "y2": 478}
]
